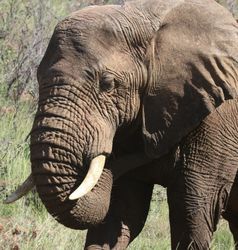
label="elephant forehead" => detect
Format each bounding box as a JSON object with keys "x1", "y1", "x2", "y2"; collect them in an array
[
  {"x1": 55, "y1": 6, "x2": 125, "y2": 43},
  {"x1": 41, "y1": 12, "x2": 140, "y2": 77},
  {"x1": 55, "y1": 3, "x2": 151, "y2": 52}
]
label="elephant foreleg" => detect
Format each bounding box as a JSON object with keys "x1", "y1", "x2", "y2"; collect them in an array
[
  {"x1": 223, "y1": 177, "x2": 238, "y2": 249},
  {"x1": 167, "y1": 101, "x2": 238, "y2": 249},
  {"x1": 167, "y1": 167, "x2": 224, "y2": 250},
  {"x1": 84, "y1": 177, "x2": 153, "y2": 250},
  {"x1": 227, "y1": 216, "x2": 238, "y2": 250}
]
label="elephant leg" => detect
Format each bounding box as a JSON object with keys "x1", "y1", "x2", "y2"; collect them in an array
[
  {"x1": 167, "y1": 169, "x2": 227, "y2": 250},
  {"x1": 167, "y1": 106, "x2": 238, "y2": 249},
  {"x1": 223, "y1": 178, "x2": 238, "y2": 249},
  {"x1": 84, "y1": 177, "x2": 153, "y2": 250},
  {"x1": 225, "y1": 214, "x2": 238, "y2": 250}
]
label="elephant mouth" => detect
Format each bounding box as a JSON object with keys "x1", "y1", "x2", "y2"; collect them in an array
[{"x1": 3, "y1": 154, "x2": 107, "y2": 204}]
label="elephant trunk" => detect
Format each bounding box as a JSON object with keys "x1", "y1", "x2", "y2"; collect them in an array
[
  {"x1": 30, "y1": 86, "x2": 113, "y2": 229},
  {"x1": 30, "y1": 131, "x2": 113, "y2": 229}
]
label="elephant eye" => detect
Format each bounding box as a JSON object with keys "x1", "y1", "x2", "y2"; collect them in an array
[{"x1": 100, "y1": 74, "x2": 116, "y2": 93}]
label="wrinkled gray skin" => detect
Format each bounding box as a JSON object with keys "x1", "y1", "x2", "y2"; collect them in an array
[{"x1": 30, "y1": 0, "x2": 238, "y2": 249}]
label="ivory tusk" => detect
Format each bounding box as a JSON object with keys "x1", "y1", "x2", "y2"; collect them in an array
[
  {"x1": 3, "y1": 174, "x2": 35, "y2": 204},
  {"x1": 69, "y1": 155, "x2": 106, "y2": 200}
]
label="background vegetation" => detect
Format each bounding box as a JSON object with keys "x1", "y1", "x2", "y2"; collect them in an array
[{"x1": 0, "y1": 0, "x2": 237, "y2": 249}]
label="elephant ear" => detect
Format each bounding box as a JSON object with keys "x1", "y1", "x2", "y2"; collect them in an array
[{"x1": 142, "y1": 11, "x2": 238, "y2": 158}]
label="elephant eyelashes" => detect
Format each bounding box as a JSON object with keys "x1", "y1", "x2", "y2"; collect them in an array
[
  {"x1": 99, "y1": 74, "x2": 117, "y2": 93},
  {"x1": 84, "y1": 69, "x2": 96, "y2": 82},
  {"x1": 84, "y1": 69, "x2": 117, "y2": 93}
]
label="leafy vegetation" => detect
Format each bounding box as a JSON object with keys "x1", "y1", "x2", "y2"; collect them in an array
[{"x1": 0, "y1": 0, "x2": 237, "y2": 249}]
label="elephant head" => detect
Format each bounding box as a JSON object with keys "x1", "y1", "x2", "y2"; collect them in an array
[{"x1": 5, "y1": 0, "x2": 238, "y2": 230}]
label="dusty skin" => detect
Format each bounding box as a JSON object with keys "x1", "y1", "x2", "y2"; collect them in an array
[{"x1": 5, "y1": 0, "x2": 238, "y2": 249}]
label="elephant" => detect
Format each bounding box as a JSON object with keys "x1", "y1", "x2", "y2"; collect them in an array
[{"x1": 4, "y1": 0, "x2": 238, "y2": 249}]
